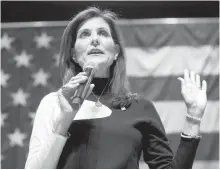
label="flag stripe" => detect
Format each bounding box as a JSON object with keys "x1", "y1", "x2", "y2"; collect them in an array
[
  {"x1": 139, "y1": 160, "x2": 219, "y2": 169},
  {"x1": 129, "y1": 75, "x2": 219, "y2": 101},
  {"x1": 118, "y1": 22, "x2": 219, "y2": 47},
  {"x1": 153, "y1": 101, "x2": 219, "y2": 133},
  {"x1": 1, "y1": 18, "x2": 218, "y2": 28},
  {"x1": 191, "y1": 160, "x2": 219, "y2": 169},
  {"x1": 125, "y1": 46, "x2": 219, "y2": 77}
]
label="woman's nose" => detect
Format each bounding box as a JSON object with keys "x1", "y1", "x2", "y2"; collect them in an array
[{"x1": 91, "y1": 34, "x2": 100, "y2": 47}]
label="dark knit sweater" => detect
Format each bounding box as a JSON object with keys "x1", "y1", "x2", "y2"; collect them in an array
[{"x1": 56, "y1": 78, "x2": 200, "y2": 169}]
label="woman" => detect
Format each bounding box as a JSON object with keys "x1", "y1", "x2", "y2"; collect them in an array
[{"x1": 25, "y1": 7, "x2": 207, "y2": 169}]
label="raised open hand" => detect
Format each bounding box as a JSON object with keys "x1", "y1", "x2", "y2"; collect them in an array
[{"x1": 178, "y1": 69, "x2": 207, "y2": 119}]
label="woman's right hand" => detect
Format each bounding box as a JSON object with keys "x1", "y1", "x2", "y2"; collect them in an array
[{"x1": 54, "y1": 72, "x2": 94, "y2": 136}]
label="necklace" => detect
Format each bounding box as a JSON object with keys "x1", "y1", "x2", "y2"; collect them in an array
[{"x1": 91, "y1": 78, "x2": 110, "y2": 107}]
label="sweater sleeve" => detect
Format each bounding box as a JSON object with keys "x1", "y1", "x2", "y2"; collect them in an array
[
  {"x1": 25, "y1": 93, "x2": 68, "y2": 169},
  {"x1": 141, "y1": 99, "x2": 200, "y2": 169}
]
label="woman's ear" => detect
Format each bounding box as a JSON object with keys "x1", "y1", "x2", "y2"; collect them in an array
[
  {"x1": 114, "y1": 44, "x2": 120, "y2": 60},
  {"x1": 71, "y1": 48, "x2": 78, "y2": 63}
]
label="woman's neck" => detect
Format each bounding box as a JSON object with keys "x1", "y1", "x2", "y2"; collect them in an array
[
  {"x1": 94, "y1": 67, "x2": 110, "y2": 78},
  {"x1": 92, "y1": 77, "x2": 110, "y2": 95}
]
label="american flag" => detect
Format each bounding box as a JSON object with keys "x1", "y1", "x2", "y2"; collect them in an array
[{"x1": 1, "y1": 18, "x2": 219, "y2": 169}]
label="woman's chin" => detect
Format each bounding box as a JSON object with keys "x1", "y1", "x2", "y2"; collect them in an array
[{"x1": 85, "y1": 58, "x2": 110, "y2": 67}]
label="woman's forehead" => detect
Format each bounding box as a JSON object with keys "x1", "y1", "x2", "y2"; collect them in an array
[{"x1": 78, "y1": 17, "x2": 111, "y2": 32}]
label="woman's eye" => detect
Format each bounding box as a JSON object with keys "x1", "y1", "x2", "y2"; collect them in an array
[
  {"x1": 99, "y1": 30, "x2": 109, "y2": 37},
  {"x1": 80, "y1": 31, "x2": 90, "y2": 38}
]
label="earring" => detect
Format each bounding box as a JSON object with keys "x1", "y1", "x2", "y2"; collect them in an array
[
  {"x1": 72, "y1": 54, "x2": 78, "y2": 64},
  {"x1": 114, "y1": 54, "x2": 118, "y2": 60}
]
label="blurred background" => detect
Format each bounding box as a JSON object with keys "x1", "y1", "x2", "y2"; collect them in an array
[{"x1": 1, "y1": 1, "x2": 219, "y2": 169}]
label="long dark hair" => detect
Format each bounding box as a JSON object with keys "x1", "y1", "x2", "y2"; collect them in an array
[{"x1": 59, "y1": 7, "x2": 138, "y2": 109}]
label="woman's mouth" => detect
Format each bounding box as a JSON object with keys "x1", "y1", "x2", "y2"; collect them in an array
[{"x1": 88, "y1": 49, "x2": 104, "y2": 55}]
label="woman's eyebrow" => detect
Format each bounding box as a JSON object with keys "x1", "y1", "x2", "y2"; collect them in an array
[
  {"x1": 78, "y1": 28, "x2": 90, "y2": 34},
  {"x1": 98, "y1": 27, "x2": 110, "y2": 32}
]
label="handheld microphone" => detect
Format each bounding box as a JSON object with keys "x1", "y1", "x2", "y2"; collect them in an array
[{"x1": 72, "y1": 62, "x2": 98, "y2": 108}]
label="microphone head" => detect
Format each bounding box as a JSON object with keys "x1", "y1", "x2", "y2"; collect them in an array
[{"x1": 83, "y1": 62, "x2": 98, "y2": 71}]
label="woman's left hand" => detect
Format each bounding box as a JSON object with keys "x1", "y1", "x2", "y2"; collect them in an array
[{"x1": 178, "y1": 69, "x2": 207, "y2": 119}]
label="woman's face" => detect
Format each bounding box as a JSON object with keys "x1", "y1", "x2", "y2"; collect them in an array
[{"x1": 74, "y1": 17, "x2": 119, "y2": 76}]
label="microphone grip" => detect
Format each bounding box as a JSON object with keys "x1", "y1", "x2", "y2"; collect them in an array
[{"x1": 72, "y1": 67, "x2": 95, "y2": 107}]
